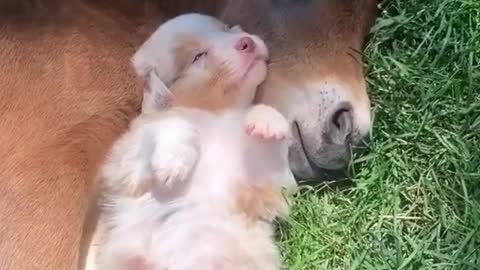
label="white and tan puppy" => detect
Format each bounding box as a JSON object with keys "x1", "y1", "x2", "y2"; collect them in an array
[{"x1": 94, "y1": 13, "x2": 297, "y2": 270}]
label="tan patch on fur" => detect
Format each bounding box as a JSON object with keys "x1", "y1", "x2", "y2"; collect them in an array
[
  {"x1": 171, "y1": 79, "x2": 240, "y2": 113},
  {"x1": 234, "y1": 182, "x2": 288, "y2": 223},
  {"x1": 172, "y1": 35, "x2": 206, "y2": 77},
  {"x1": 169, "y1": 35, "x2": 241, "y2": 113}
]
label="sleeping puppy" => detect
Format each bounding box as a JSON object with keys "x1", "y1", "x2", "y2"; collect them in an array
[{"x1": 94, "y1": 13, "x2": 297, "y2": 270}]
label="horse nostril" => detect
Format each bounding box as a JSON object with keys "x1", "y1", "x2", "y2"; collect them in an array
[
  {"x1": 329, "y1": 105, "x2": 353, "y2": 144},
  {"x1": 332, "y1": 108, "x2": 350, "y2": 129}
]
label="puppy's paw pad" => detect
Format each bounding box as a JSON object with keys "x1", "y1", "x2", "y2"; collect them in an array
[{"x1": 244, "y1": 105, "x2": 290, "y2": 141}]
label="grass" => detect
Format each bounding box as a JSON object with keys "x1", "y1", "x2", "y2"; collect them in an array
[{"x1": 278, "y1": 0, "x2": 480, "y2": 269}]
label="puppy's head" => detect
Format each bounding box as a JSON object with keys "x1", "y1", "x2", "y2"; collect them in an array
[{"x1": 132, "y1": 13, "x2": 269, "y2": 112}]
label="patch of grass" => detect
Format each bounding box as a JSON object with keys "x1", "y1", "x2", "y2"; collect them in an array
[{"x1": 279, "y1": 0, "x2": 480, "y2": 269}]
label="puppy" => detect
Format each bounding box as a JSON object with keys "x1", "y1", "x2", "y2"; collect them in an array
[{"x1": 95, "y1": 13, "x2": 297, "y2": 270}]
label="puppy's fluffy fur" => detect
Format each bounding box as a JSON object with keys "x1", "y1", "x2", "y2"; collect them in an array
[{"x1": 95, "y1": 13, "x2": 297, "y2": 270}]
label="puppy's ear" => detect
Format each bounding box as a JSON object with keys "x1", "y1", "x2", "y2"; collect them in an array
[
  {"x1": 131, "y1": 42, "x2": 176, "y2": 85},
  {"x1": 131, "y1": 46, "x2": 152, "y2": 78},
  {"x1": 141, "y1": 71, "x2": 173, "y2": 114}
]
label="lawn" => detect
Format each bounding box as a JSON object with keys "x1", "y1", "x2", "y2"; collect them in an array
[{"x1": 278, "y1": 0, "x2": 480, "y2": 269}]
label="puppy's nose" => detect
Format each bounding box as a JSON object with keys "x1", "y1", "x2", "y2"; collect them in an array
[{"x1": 235, "y1": 36, "x2": 255, "y2": 53}]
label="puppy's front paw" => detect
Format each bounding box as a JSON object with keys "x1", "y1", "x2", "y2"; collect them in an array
[
  {"x1": 244, "y1": 104, "x2": 291, "y2": 141},
  {"x1": 150, "y1": 119, "x2": 200, "y2": 188},
  {"x1": 151, "y1": 144, "x2": 199, "y2": 188}
]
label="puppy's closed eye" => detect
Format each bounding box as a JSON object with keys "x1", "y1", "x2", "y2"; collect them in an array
[{"x1": 192, "y1": 51, "x2": 208, "y2": 64}]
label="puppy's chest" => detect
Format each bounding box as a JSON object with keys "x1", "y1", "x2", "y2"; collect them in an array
[{"x1": 188, "y1": 112, "x2": 249, "y2": 193}]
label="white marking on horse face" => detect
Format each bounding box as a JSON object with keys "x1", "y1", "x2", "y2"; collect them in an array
[{"x1": 303, "y1": 79, "x2": 371, "y2": 137}]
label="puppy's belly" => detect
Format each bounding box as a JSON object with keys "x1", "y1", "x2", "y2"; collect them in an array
[{"x1": 188, "y1": 131, "x2": 246, "y2": 197}]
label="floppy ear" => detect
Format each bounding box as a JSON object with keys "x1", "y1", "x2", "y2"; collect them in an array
[
  {"x1": 131, "y1": 38, "x2": 176, "y2": 85},
  {"x1": 131, "y1": 44, "x2": 152, "y2": 78},
  {"x1": 141, "y1": 71, "x2": 173, "y2": 114}
]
